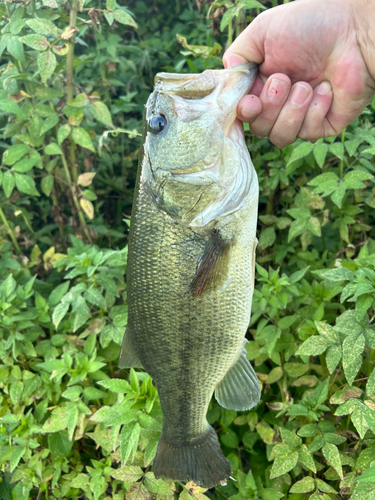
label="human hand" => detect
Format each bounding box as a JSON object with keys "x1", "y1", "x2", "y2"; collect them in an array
[{"x1": 223, "y1": 0, "x2": 375, "y2": 148}]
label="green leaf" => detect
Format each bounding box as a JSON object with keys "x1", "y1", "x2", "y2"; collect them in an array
[
  {"x1": 26, "y1": 18, "x2": 59, "y2": 37},
  {"x1": 72, "y1": 127, "x2": 95, "y2": 152},
  {"x1": 290, "y1": 476, "x2": 315, "y2": 493},
  {"x1": 287, "y1": 141, "x2": 314, "y2": 166},
  {"x1": 3, "y1": 144, "x2": 30, "y2": 165},
  {"x1": 58, "y1": 124, "x2": 71, "y2": 145},
  {"x1": 43, "y1": 407, "x2": 68, "y2": 433},
  {"x1": 48, "y1": 430, "x2": 73, "y2": 457},
  {"x1": 38, "y1": 50, "x2": 57, "y2": 83},
  {"x1": 329, "y1": 142, "x2": 344, "y2": 159},
  {"x1": 83, "y1": 387, "x2": 106, "y2": 400},
  {"x1": 12, "y1": 157, "x2": 38, "y2": 173},
  {"x1": 40, "y1": 115, "x2": 59, "y2": 136},
  {"x1": 220, "y1": 7, "x2": 236, "y2": 31},
  {"x1": 106, "y1": 0, "x2": 116, "y2": 10},
  {"x1": 367, "y1": 369, "x2": 375, "y2": 396},
  {"x1": 357, "y1": 466, "x2": 375, "y2": 483},
  {"x1": 342, "y1": 332, "x2": 365, "y2": 385},
  {"x1": 120, "y1": 422, "x2": 140, "y2": 465},
  {"x1": 10, "y1": 380, "x2": 23, "y2": 405},
  {"x1": 10, "y1": 446, "x2": 26, "y2": 472},
  {"x1": 7, "y1": 36, "x2": 24, "y2": 62},
  {"x1": 52, "y1": 302, "x2": 70, "y2": 329},
  {"x1": 3, "y1": 171, "x2": 15, "y2": 198},
  {"x1": 326, "y1": 344, "x2": 342, "y2": 374},
  {"x1": 288, "y1": 218, "x2": 308, "y2": 241},
  {"x1": 0, "y1": 100, "x2": 21, "y2": 116},
  {"x1": 331, "y1": 183, "x2": 347, "y2": 208},
  {"x1": 280, "y1": 427, "x2": 301, "y2": 448},
  {"x1": 298, "y1": 424, "x2": 318, "y2": 438},
  {"x1": 296, "y1": 335, "x2": 330, "y2": 356},
  {"x1": 110, "y1": 465, "x2": 143, "y2": 482},
  {"x1": 98, "y1": 378, "x2": 132, "y2": 393},
  {"x1": 322, "y1": 442, "x2": 343, "y2": 479},
  {"x1": 270, "y1": 448, "x2": 298, "y2": 478},
  {"x1": 45, "y1": 143, "x2": 62, "y2": 155},
  {"x1": 113, "y1": 10, "x2": 137, "y2": 28},
  {"x1": 62, "y1": 386, "x2": 83, "y2": 400},
  {"x1": 49, "y1": 281, "x2": 70, "y2": 306},
  {"x1": 240, "y1": 0, "x2": 266, "y2": 9},
  {"x1": 144, "y1": 472, "x2": 172, "y2": 495},
  {"x1": 41, "y1": 174, "x2": 54, "y2": 197},
  {"x1": 19, "y1": 34, "x2": 49, "y2": 51},
  {"x1": 91, "y1": 101, "x2": 113, "y2": 127},
  {"x1": 15, "y1": 173, "x2": 40, "y2": 196},
  {"x1": 313, "y1": 143, "x2": 328, "y2": 168},
  {"x1": 72, "y1": 296, "x2": 91, "y2": 332}
]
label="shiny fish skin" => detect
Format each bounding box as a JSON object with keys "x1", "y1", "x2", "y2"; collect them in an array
[{"x1": 119, "y1": 63, "x2": 261, "y2": 488}]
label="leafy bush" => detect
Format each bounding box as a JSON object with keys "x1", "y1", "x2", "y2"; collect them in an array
[{"x1": 1, "y1": 1, "x2": 375, "y2": 499}]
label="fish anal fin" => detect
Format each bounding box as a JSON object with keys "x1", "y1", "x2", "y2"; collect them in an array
[
  {"x1": 190, "y1": 229, "x2": 231, "y2": 297},
  {"x1": 118, "y1": 327, "x2": 143, "y2": 369},
  {"x1": 215, "y1": 344, "x2": 261, "y2": 411}
]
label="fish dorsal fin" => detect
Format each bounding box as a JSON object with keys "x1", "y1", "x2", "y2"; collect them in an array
[
  {"x1": 190, "y1": 229, "x2": 231, "y2": 297},
  {"x1": 215, "y1": 343, "x2": 261, "y2": 411},
  {"x1": 118, "y1": 327, "x2": 143, "y2": 369}
]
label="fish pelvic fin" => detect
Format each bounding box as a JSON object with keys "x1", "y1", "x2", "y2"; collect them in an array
[
  {"x1": 153, "y1": 425, "x2": 231, "y2": 488},
  {"x1": 118, "y1": 327, "x2": 143, "y2": 369},
  {"x1": 190, "y1": 229, "x2": 231, "y2": 297},
  {"x1": 215, "y1": 343, "x2": 261, "y2": 411}
]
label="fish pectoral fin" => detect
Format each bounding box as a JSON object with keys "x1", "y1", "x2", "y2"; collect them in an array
[
  {"x1": 215, "y1": 344, "x2": 261, "y2": 411},
  {"x1": 118, "y1": 328, "x2": 143, "y2": 369},
  {"x1": 190, "y1": 229, "x2": 231, "y2": 297}
]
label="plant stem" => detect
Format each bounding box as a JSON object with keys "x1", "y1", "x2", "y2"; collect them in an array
[
  {"x1": 0, "y1": 206, "x2": 21, "y2": 255},
  {"x1": 339, "y1": 128, "x2": 346, "y2": 179},
  {"x1": 66, "y1": 0, "x2": 79, "y2": 183},
  {"x1": 228, "y1": 19, "x2": 233, "y2": 46},
  {"x1": 61, "y1": 151, "x2": 93, "y2": 244}
]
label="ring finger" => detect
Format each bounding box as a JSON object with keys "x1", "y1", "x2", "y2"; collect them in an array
[{"x1": 268, "y1": 81, "x2": 313, "y2": 148}]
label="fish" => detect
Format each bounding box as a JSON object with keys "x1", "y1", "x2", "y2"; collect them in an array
[{"x1": 119, "y1": 62, "x2": 261, "y2": 488}]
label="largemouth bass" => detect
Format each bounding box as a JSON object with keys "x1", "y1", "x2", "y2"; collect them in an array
[{"x1": 119, "y1": 63, "x2": 260, "y2": 488}]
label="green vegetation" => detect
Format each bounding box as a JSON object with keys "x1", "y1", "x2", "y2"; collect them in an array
[{"x1": 1, "y1": 1, "x2": 375, "y2": 499}]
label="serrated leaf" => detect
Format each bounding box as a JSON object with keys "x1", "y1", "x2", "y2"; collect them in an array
[
  {"x1": 144, "y1": 472, "x2": 172, "y2": 495},
  {"x1": 111, "y1": 465, "x2": 143, "y2": 482},
  {"x1": 72, "y1": 127, "x2": 95, "y2": 152},
  {"x1": 38, "y1": 51, "x2": 57, "y2": 83},
  {"x1": 98, "y1": 379, "x2": 132, "y2": 393},
  {"x1": 10, "y1": 446, "x2": 26, "y2": 472},
  {"x1": 72, "y1": 296, "x2": 90, "y2": 332},
  {"x1": 120, "y1": 422, "x2": 140, "y2": 465}
]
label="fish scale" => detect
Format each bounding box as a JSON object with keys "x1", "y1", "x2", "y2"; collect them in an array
[{"x1": 120, "y1": 63, "x2": 261, "y2": 488}]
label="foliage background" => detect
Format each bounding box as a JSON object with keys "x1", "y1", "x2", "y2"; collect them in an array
[{"x1": 1, "y1": 0, "x2": 375, "y2": 499}]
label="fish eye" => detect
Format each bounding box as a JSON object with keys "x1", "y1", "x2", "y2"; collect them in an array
[{"x1": 149, "y1": 114, "x2": 167, "y2": 134}]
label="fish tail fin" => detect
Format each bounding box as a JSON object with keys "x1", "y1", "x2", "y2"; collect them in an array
[{"x1": 153, "y1": 424, "x2": 231, "y2": 488}]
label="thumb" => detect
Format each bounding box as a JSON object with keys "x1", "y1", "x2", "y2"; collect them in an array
[{"x1": 222, "y1": 13, "x2": 267, "y2": 69}]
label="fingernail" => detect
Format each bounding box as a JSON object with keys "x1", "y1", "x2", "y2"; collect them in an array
[
  {"x1": 290, "y1": 83, "x2": 310, "y2": 106},
  {"x1": 267, "y1": 78, "x2": 289, "y2": 103},
  {"x1": 316, "y1": 81, "x2": 332, "y2": 95}
]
